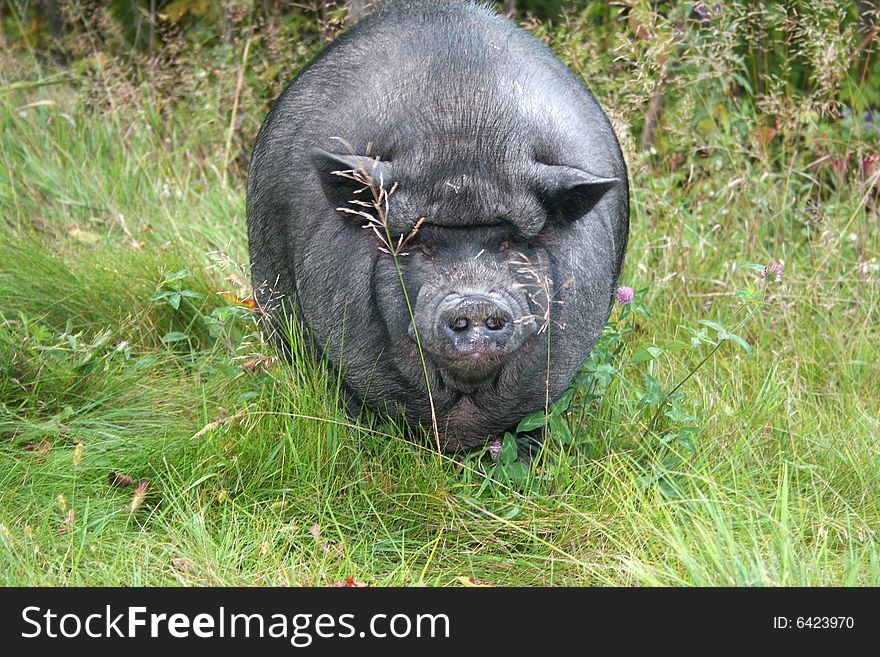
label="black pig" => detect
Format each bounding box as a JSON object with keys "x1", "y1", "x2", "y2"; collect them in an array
[{"x1": 247, "y1": 0, "x2": 629, "y2": 451}]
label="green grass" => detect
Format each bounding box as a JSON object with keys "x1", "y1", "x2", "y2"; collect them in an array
[{"x1": 2, "y1": 35, "x2": 879, "y2": 587}]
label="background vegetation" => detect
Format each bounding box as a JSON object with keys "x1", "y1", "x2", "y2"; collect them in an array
[{"x1": 1, "y1": 0, "x2": 878, "y2": 586}]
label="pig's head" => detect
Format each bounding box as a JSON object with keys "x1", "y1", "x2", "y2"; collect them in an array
[{"x1": 311, "y1": 147, "x2": 620, "y2": 405}]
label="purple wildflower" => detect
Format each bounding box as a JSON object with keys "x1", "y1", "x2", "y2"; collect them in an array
[
  {"x1": 488, "y1": 439, "x2": 502, "y2": 459},
  {"x1": 863, "y1": 110, "x2": 880, "y2": 135},
  {"x1": 615, "y1": 286, "x2": 634, "y2": 305},
  {"x1": 694, "y1": 2, "x2": 721, "y2": 24},
  {"x1": 760, "y1": 261, "x2": 783, "y2": 283}
]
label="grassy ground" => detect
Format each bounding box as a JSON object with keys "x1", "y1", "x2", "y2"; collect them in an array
[{"x1": 2, "y1": 14, "x2": 879, "y2": 586}]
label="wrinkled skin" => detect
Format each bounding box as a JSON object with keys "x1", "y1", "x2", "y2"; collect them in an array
[{"x1": 247, "y1": 0, "x2": 629, "y2": 451}]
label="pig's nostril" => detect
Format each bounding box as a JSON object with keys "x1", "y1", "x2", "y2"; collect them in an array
[
  {"x1": 449, "y1": 316, "x2": 469, "y2": 332},
  {"x1": 485, "y1": 316, "x2": 505, "y2": 331}
]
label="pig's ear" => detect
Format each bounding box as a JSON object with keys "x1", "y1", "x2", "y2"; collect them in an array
[
  {"x1": 311, "y1": 148, "x2": 395, "y2": 209},
  {"x1": 534, "y1": 163, "x2": 619, "y2": 223}
]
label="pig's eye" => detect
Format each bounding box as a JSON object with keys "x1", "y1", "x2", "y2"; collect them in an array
[{"x1": 499, "y1": 239, "x2": 511, "y2": 252}]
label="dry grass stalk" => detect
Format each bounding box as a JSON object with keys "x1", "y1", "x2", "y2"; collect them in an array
[
  {"x1": 329, "y1": 141, "x2": 441, "y2": 453},
  {"x1": 190, "y1": 410, "x2": 247, "y2": 440},
  {"x1": 509, "y1": 252, "x2": 567, "y2": 334},
  {"x1": 332, "y1": 162, "x2": 425, "y2": 257}
]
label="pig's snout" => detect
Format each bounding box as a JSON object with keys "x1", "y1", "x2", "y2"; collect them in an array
[
  {"x1": 439, "y1": 294, "x2": 514, "y2": 350},
  {"x1": 409, "y1": 287, "x2": 536, "y2": 383}
]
